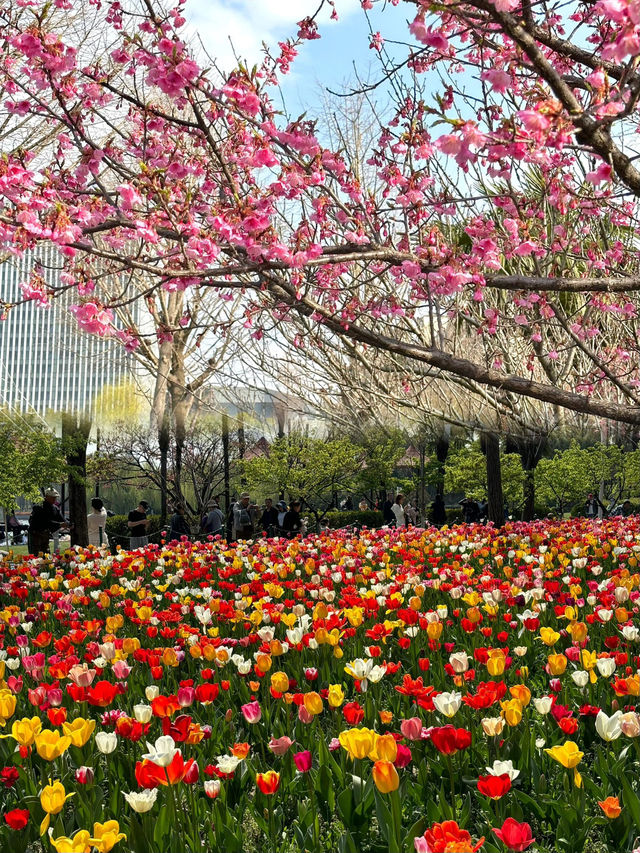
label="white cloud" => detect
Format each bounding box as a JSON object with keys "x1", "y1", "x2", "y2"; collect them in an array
[{"x1": 184, "y1": 0, "x2": 361, "y2": 73}]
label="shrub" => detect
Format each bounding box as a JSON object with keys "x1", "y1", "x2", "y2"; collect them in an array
[{"x1": 323, "y1": 510, "x2": 383, "y2": 528}]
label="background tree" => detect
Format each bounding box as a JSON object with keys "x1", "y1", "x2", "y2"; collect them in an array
[
  {"x1": 241, "y1": 432, "x2": 363, "y2": 529},
  {"x1": 0, "y1": 410, "x2": 64, "y2": 513},
  {"x1": 6, "y1": 0, "x2": 640, "y2": 434}
]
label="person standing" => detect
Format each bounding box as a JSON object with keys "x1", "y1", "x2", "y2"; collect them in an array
[
  {"x1": 232, "y1": 493, "x2": 256, "y2": 540},
  {"x1": 404, "y1": 501, "x2": 417, "y2": 526},
  {"x1": 169, "y1": 504, "x2": 191, "y2": 541},
  {"x1": 283, "y1": 500, "x2": 303, "y2": 538},
  {"x1": 204, "y1": 500, "x2": 225, "y2": 537},
  {"x1": 259, "y1": 498, "x2": 279, "y2": 536},
  {"x1": 127, "y1": 500, "x2": 150, "y2": 549},
  {"x1": 276, "y1": 501, "x2": 288, "y2": 533},
  {"x1": 391, "y1": 494, "x2": 406, "y2": 528},
  {"x1": 382, "y1": 494, "x2": 394, "y2": 526},
  {"x1": 87, "y1": 498, "x2": 109, "y2": 547},
  {"x1": 585, "y1": 493, "x2": 605, "y2": 519},
  {"x1": 430, "y1": 494, "x2": 447, "y2": 527},
  {"x1": 28, "y1": 488, "x2": 67, "y2": 555}
]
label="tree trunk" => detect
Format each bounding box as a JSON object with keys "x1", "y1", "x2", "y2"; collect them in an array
[
  {"x1": 222, "y1": 413, "x2": 230, "y2": 515},
  {"x1": 158, "y1": 412, "x2": 170, "y2": 523},
  {"x1": 435, "y1": 431, "x2": 450, "y2": 497},
  {"x1": 481, "y1": 432, "x2": 504, "y2": 526},
  {"x1": 62, "y1": 412, "x2": 91, "y2": 547}
]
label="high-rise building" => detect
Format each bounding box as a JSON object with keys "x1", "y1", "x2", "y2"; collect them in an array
[{"x1": 0, "y1": 246, "x2": 131, "y2": 419}]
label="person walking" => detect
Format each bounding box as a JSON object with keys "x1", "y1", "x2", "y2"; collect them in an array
[
  {"x1": 28, "y1": 488, "x2": 67, "y2": 555},
  {"x1": 232, "y1": 493, "x2": 256, "y2": 540},
  {"x1": 87, "y1": 498, "x2": 109, "y2": 548},
  {"x1": 127, "y1": 500, "x2": 150, "y2": 549},
  {"x1": 259, "y1": 498, "x2": 279, "y2": 536},
  {"x1": 391, "y1": 494, "x2": 406, "y2": 528},
  {"x1": 283, "y1": 500, "x2": 304, "y2": 538},
  {"x1": 169, "y1": 504, "x2": 191, "y2": 541},
  {"x1": 405, "y1": 501, "x2": 417, "y2": 526}
]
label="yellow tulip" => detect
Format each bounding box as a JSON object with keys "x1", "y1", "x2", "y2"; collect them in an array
[
  {"x1": 547, "y1": 654, "x2": 568, "y2": 676},
  {"x1": 92, "y1": 820, "x2": 127, "y2": 853},
  {"x1": 339, "y1": 727, "x2": 375, "y2": 761},
  {"x1": 501, "y1": 699, "x2": 523, "y2": 727},
  {"x1": 40, "y1": 781, "x2": 74, "y2": 834},
  {"x1": 487, "y1": 649, "x2": 506, "y2": 676},
  {"x1": 327, "y1": 684, "x2": 345, "y2": 708},
  {"x1": 539, "y1": 627, "x2": 560, "y2": 646},
  {"x1": 270, "y1": 672, "x2": 289, "y2": 694},
  {"x1": 62, "y1": 718, "x2": 96, "y2": 748},
  {"x1": 0, "y1": 690, "x2": 17, "y2": 726},
  {"x1": 545, "y1": 741, "x2": 584, "y2": 769},
  {"x1": 372, "y1": 760, "x2": 399, "y2": 793},
  {"x1": 35, "y1": 729, "x2": 71, "y2": 762},
  {"x1": 567, "y1": 622, "x2": 588, "y2": 643},
  {"x1": 7, "y1": 716, "x2": 42, "y2": 746},
  {"x1": 49, "y1": 830, "x2": 94, "y2": 852}
]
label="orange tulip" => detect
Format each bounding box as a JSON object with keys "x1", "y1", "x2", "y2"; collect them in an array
[
  {"x1": 372, "y1": 760, "x2": 399, "y2": 793},
  {"x1": 599, "y1": 796, "x2": 622, "y2": 819}
]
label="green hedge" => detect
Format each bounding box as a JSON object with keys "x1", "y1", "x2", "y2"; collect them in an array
[
  {"x1": 323, "y1": 510, "x2": 383, "y2": 528},
  {"x1": 105, "y1": 514, "x2": 163, "y2": 542}
]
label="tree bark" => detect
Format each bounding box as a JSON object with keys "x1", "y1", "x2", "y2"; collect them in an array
[
  {"x1": 481, "y1": 432, "x2": 504, "y2": 526},
  {"x1": 158, "y1": 411, "x2": 170, "y2": 523},
  {"x1": 435, "y1": 431, "x2": 450, "y2": 497},
  {"x1": 62, "y1": 413, "x2": 91, "y2": 547}
]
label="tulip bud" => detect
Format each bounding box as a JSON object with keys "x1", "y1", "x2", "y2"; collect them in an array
[
  {"x1": 204, "y1": 780, "x2": 220, "y2": 799},
  {"x1": 184, "y1": 761, "x2": 199, "y2": 785},
  {"x1": 75, "y1": 766, "x2": 94, "y2": 785}
]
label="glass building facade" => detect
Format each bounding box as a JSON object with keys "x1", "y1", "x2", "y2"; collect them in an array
[{"x1": 0, "y1": 246, "x2": 130, "y2": 419}]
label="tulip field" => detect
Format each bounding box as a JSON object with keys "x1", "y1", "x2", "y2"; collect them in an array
[{"x1": 2, "y1": 521, "x2": 640, "y2": 853}]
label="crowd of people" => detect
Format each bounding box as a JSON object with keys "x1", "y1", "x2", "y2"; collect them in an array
[{"x1": 16, "y1": 484, "x2": 639, "y2": 556}]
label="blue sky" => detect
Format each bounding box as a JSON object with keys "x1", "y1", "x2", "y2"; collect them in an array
[{"x1": 185, "y1": 0, "x2": 411, "y2": 113}]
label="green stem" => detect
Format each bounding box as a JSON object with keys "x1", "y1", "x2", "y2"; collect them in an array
[{"x1": 446, "y1": 755, "x2": 457, "y2": 821}]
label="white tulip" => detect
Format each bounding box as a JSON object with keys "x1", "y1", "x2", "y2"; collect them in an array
[
  {"x1": 95, "y1": 732, "x2": 118, "y2": 755},
  {"x1": 486, "y1": 759, "x2": 520, "y2": 781},
  {"x1": 124, "y1": 789, "x2": 158, "y2": 813},
  {"x1": 145, "y1": 685, "x2": 160, "y2": 701},
  {"x1": 433, "y1": 691, "x2": 462, "y2": 718},
  {"x1": 141, "y1": 735, "x2": 179, "y2": 767},
  {"x1": 133, "y1": 703, "x2": 152, "y2": 724},
  {"x1": 595, "y1": 710, "x2": 622, "y2": 742},
  {"x1": 533, "y1": 696, "x2": 553, "y2": 715},
  {"x1": 571, "y1": 671, "x2": 589, "y2": 688},
  {"x1": 596, "y1": 657, "x2": 616, "y2": 677}
]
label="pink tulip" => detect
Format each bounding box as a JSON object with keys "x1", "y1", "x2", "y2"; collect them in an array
[
  {"x1": 112, "y1": 660, "x2": 132, "y2": 680},
  {"x1": 268, "y1": 736, "x2": 294, "y2": 756},
  {"x1": 178, "y1": 686, "x2": 195, "y2": 707},
  {"x1": 401, "y1": 717, "x2": 423, "y2": 741},
  {"x1": 298, "y1": 705, "x2": 314, "y2": 724},
  {"x1": 293, "y1": 751, "x2": 312, "y2": 773},
  {"x1": 240, "y1": 701, "x2": 262, "y2": 724}
]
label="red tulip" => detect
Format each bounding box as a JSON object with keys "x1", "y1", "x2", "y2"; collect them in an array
[
  {"x1": 477, "y1": 774, "x2": 511, "y2": 799},
  {"x1": 492, "y1": 818, "x2": 535, "y2": 851},
  {"x1": 4, "y1": 808, "x2": 29, "y2": 830},
  {"x1": 87, "y1": 680, "x2": 119, "y2": 707},
  {"x1": 430, "y1": 726, "x2": 472, "y2": 755},
  {"x1": 256, "y1": 770, "x2": 280, "y2": 795}
]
